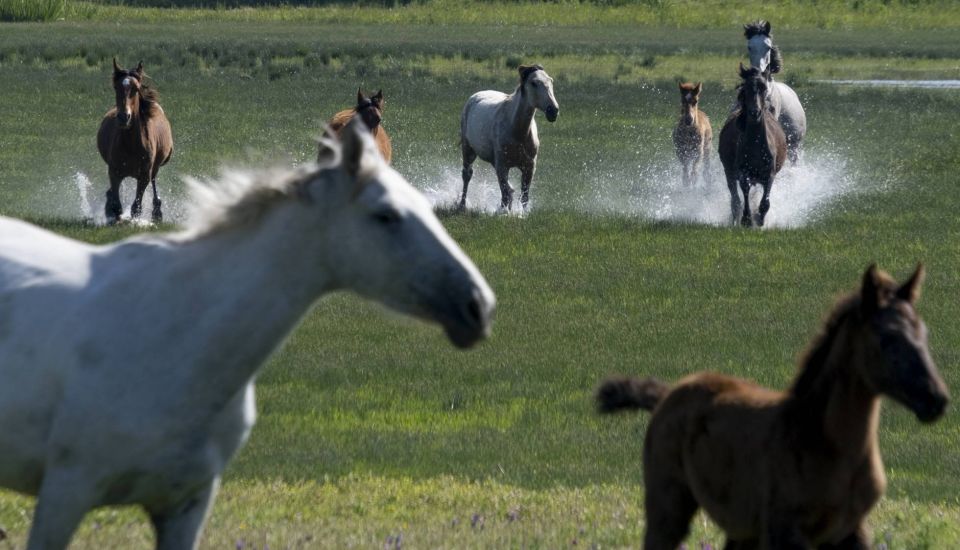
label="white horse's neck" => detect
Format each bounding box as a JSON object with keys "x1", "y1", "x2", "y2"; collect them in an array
[
  {"x1": 158, "y1": 201, "x2": 335, "y2": 398},
  {"x1": 506, "y1": 88, "x2": 537, "y2": 141}
]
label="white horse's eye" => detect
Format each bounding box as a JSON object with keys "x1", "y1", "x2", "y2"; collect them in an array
[{"x1": 371, "y1": 209, "x2": 401, "y2": 226}]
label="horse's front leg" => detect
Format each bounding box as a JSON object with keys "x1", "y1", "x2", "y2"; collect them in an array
[
  {"x1": 494, "y1": 159, "x2": 514, "y2": 211},
  {"x1": 131, "y1": 174, "x2": 150, "y2": 219},
  {"x1": 150, "y1": 477, "x2": 220, "y2": 550},
  {"x1": 738, "y1": 174, "x2": 753, "y2": 227},
  {"x1": 27, "y1": 467, "x2": 97, "y2": 550},
  {"x1": 105, "y1": 171, "x2": 124, "y2": 224},
  {"x1": 520, "y1": 158, "x2": 536, "y2": 211},
  {"x1": 756, "y1": 178, "x2": 773, "y2": 227},
  {"x1": 150, "y1": 173, "x2": 163, "y2": 223},
  {"x1": 725, "y1": 171, "x2": 741, "y2": 225}
]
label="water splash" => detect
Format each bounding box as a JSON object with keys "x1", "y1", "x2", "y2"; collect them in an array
[
  {"x1": 69, "y1": 171, "x2": 186, "y2": 227},
  {"x1": 412, "y1": 147, "x2": 859, "y2": 228}
]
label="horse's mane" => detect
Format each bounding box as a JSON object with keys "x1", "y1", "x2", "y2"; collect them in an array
[
  {"x1": 769, "y1": 44, "x2": 783, "y2": 75},
  {"x1": 790, "y1": 272, "x2": 896, "y2": 396},
  {"x1": 743, "y1": 20, "x2": 771, "y2": 39},
  {"x1": 184, "y1": 139, "x2": 340, "y2": 236}
]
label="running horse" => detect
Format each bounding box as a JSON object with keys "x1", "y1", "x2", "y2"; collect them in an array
[
  {"x1": 744, "y1": 20, "x2": 806, "y2": 164},
  {"x1": 598, "y1": 264, "x2": 948, "y2": 549},
  {"x1": 97, "y1": 58, "x2": 173, "y2": 223},
  {"x1": 672, "y1": 82, "x2": 713, "y2": 187},
  {"x1": 324, "y1": 88, "x2": 392, "y2": 164}
]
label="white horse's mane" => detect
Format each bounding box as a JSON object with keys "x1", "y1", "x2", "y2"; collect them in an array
[{"x1": 184, "y1": 137, "x2": 341, "y2": 236}]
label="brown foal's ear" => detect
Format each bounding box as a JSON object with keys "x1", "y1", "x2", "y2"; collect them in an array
[
  {"x1": 356, "y1": 86, "x2": 365, "y2": 105},
  {"x1": 677, "y1": 81, "x2": 684, "y2": 90},
  {"x1": 897, "y1": 263, "x2": 925, "y2": 303},
  {"x1": 112, "y1": 57, "x2": 122, "y2": 74},
  {"x1": 861, "y1": 264, "x2": 882, "y2": 315},
  {"x1": 135, "y1": 61, "x2": 144, "y2": 78},
  {"x1": 694, "y1": 82, "x2": 703, "y2": 96},
  {"x1": 372, "y1": 89, "x2": 383, "y2": 104}
]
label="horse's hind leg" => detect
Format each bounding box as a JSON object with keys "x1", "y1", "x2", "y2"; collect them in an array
[
  {"x1": 458, "y1": 142, "x2": 477, "y2": 210},
  {"x1": 27, "y1": 468, "x2": 96, "y2": 550},
  {"x1": 150, "y1": 478, "x2": 219, "y2": 550},
  {"x1": 105, "y1": 171, "x2": 123, "y2": 223},
  {"x1": 643, "y1": 477, "x2": 699, "y2": 550}
]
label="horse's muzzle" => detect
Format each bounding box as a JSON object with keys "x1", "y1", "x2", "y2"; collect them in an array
[
  {"x1": 441, "y1": 285, "x2": 495, "y2": 349},
  {"x1": 117, "y1": 112, "x2": 131, "y2": 128},
  {"x1": 544, "y1": 106, "x2": 559, "y2": 122}
]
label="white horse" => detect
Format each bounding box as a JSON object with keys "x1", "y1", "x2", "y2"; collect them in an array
[
  {"x1": 459, "y1": 64, "x2": 559, "y2": 212},
  {"x1": 744, "y1": 20, "x2": 807, "y2": 164},
  {"x1": 0, "y1": 118, "x2": 495, "y2": 550}
]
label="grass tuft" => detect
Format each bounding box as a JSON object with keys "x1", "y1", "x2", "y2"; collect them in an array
[{"x1": 0, "y1": 0, "x2": 65, "y2": 21}]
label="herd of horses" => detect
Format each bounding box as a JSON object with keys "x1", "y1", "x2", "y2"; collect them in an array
[{"x1": 0, "y1": 19, "x2": 950, "y2": 550}]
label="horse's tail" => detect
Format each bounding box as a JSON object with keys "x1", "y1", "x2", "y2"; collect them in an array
[{"x1": 595, "y1": 375, "x2": 669, "y2": 413}]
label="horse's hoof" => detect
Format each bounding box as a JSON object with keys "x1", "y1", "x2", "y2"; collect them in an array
[
  {"x1": 152, "y1": 212, "x2": 163, "y2": 223},
  {"x1": 740, "y1": 217, "x2": 752, "y2": 228}
]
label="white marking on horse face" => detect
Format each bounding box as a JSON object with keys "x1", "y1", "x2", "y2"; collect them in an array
[
  {"x1": 684, "y1": 93, "x2": 694, "y2": 103},
  {"x1": 122, "y1": 77, "x2": 132, "y2": 89},
  {"x1": 747, "y1": 35, "x2": 773, "y2": 72}
]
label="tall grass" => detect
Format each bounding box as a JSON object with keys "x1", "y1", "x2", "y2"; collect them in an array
[{"x1": 0, "y1": 0, "x2": 65, "y2": 21}]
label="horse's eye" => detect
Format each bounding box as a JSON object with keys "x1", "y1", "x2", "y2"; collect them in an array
[{"x1": 371, "y1": 209, "x2": 401, "y2": 226}]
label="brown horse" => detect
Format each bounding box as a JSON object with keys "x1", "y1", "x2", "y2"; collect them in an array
[
  {"x1": 672, "y1": 82, "x2": 713, "y2": 187},
  {"x1": 718, "y1": 64, "x2": 786, "y2": 227},
  {"x1": 96, "y1": 58, "x2": 173, "y2": 223},
  {"x1": 324, "y1": 88, "x2": 392, "y2": 164},
  {"x1": 597, "y1": 264, "x2": 949, "y2": 549}
]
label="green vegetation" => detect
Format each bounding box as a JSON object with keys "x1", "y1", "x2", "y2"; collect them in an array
[
  {"x1": 0, "y1": 0, "x2": 65, "y2": 21},
  {"x1": 10, "y1": 0, "x2": 959, "y2": 29},
  {"x1": 1, "y1": 9, "x2": 959, "y2": 548}
]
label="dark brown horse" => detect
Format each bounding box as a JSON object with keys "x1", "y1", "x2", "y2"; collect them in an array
[
  {"x1": 673, "y1": 82, "x2": 713, "y2": 187},
  {"x1": 324, "y1": 88, "x2": 392, "y2": 164},
  {"x1": 597, "y1": 265, "x2": 949, "y2": 549},
  {"x1": 718, "y1": 64, "x2": 786, "y2": 227},
  {"x1": 96, "y1": 59, "x2": 173, "y2": 223}
]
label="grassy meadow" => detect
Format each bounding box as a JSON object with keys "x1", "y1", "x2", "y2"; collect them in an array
[{"x1": 1, "y1": 4, "x2": 959, "y2": 548}]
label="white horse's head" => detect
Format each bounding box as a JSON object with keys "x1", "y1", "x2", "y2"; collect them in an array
[
  {"x1": 743, "y1": 20, "x2": 782, "y2": 77},
  {"x1": 519, "y1": 64, "x2": 559, "y2": 122},
  {"x1": 314, "y1": 118, "x2": 495, "y2": 348}
]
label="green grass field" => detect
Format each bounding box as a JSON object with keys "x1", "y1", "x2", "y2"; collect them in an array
[{"x1": 0, "y1": 4, "x2": 959, "y2": 548}]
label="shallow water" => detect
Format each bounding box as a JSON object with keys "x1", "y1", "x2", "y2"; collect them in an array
[
  {"x1": 415, "y1": 147, "x2": 860, "y2": 229},
  {"x1": 816, "y1": 79, "x2": 960, "y2": 89}
]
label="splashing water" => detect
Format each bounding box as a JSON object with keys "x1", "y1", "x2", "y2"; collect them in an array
[
  {"x1": 70, "y1": 171, "x2": 186, "y2": 227},
  {"x1": 411, "y1": 147, "x2": 859, "y2": 228}
]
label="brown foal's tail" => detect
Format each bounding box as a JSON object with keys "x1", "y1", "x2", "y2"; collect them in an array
[{"x1": 595, "y1": 376, "x2": 669, "y2": 413}]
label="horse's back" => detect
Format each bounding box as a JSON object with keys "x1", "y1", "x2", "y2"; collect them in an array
[
  {"x1": 327, "y1": 110, "x2": 392, "y2": 163},
  {"x1": 460, "y1": 90, "x2": 510, "y2": 160},
  {"x1": 773, "y1": 81, "x2": 806, "y2": 141},
  {"x1": 328, "y1": 109, "x2": 354, "y2": 133}
]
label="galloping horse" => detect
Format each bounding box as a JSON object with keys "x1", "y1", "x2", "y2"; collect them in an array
[
  {"x1": 672, "y1": 82, "x2": 713, "y2": 187},
  {"x1": 0, "y1": 118, "x2": 495, "y2": 550},
  {"x1": 324, "y1": 88, "x2": 392, "y2": 163},
  {"x1": 459, "y1": 64, "x2": 559, "y2": 212},
  {"x1": 597, "y1": 264, "x2": 948, "y2": 549},
  {"x1": 744, "y1": 20, "x2": 806, "y2": 164},
  {"x1": 97, "y1": 58, "x2": 173, "y2": 223},
  {"x1": 719, "y1": 65, "x2": 787, "y2": 227}
]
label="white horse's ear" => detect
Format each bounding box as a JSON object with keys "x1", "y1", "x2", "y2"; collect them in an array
[
  {"x1": 316, "y1": 124, "x2": 341, "y2": 166},
  {"x1": 341, "y1": 117, "x2": 378, "y2": 189}
]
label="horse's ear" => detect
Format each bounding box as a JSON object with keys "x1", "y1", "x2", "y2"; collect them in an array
[
  {"x1": 356, "y1": 86, "x2": 365, "y2": 104},
  {"x1": 316, "y1": 125, "x2": 340, "y2": 167},
  {"x1": 762, "y1": 20, "x2": 771, "y2": 34},
  {"x1": 373, "y1": 89, "x2": 384, "y2": 105},
  {"x1": 694, "y1": 82, "x2": 702, "y2": 95},
  {"x1": 135, "y1": 61, "x2": 144, "y2": 78},
  {"x1": 112, "y1": 57, "x2": 121, "y2": 74},
  {"x1": 677, "y1": 81, "x2": 684, "y2": 90},
  {"x1": 896, "y1": 263, "x2": 925, "y2": 303},
  {"x1": 340, "y1": 117, "x2": 377, "y2": 187},
  {"x1": 861, "y1": 264, "x2": 882, "y2": 316}
]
